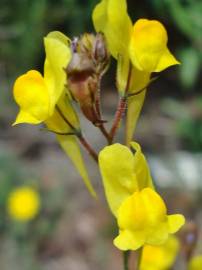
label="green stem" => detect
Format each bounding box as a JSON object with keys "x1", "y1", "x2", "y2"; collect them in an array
[
  {"x1": 123, "y1": 251, "x2": 130, "y2": 270},
  {"x1": 136, "y1": 248, "x2": 143, "y2": 270}
]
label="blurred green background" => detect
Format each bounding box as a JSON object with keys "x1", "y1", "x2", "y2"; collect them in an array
[{"x1": 0, "y1": 0, "x2": 202, "y2": 269}]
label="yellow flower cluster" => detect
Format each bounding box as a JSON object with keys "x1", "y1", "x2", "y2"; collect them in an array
[{"x1": 11, "y1": 0, "x2": 185, "y2": 264}]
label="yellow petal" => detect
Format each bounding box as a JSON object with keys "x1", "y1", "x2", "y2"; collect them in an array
[
  {"x1": 92, "y1": 0, "x2": 108, "y2": 33},
  {"x1": 155, "y1": 48, "x2": 180, "y2": 72},
  {"x1": 92, "y1": 0, "x2": 132, "y2": 94},
  {"x1": 13, "y1": 110, "x2": 41, "y2": 125},
  {"x1": 44, "y1": 31, "x2": 71, "y2": 114},
  {"x1": 92, "y1": 0, "x2": 132, "y2": 59},
  {"x1": 117, "y1": 190, "x2": 146, "y2": 231},
  {"x1": 115, "y1": 188, "x2": 170, "y2": 250},
  {"x1": 116, "y1": 55, "x2": 130, "y2": 93},
  {"x1": 45, "y1": 93, "x2": 79, "y2": 133},
  {"x1": 46, "y1": 31, "x2": 70, "y2": 46},
  {"x1": 99, "y1": 143, "x2": 137, "y2": 216},
  {"x1": 130, "y1": 142, "x2": 154, "y2": 190},
  {"x1": 146, "y1": 222, "x2": 169, "y2": 246},
  {"x1": 140, "y1": 188, "x2": 167, "y2": 222},
  {"x1": 126, "y1": 90, "x2": 146, "y2": 143},
  {"x1": 117, "y1": 189, "x2": 167, "y2": 232},
  {"x1": 125, "y1": 68, "x2": 150, "y2": 144},
  {"x1": 13, "y1": 70, "x2": 50, "y2": 124},
  {"x1": 129, "y1": 19, "x2": 179, "y2": 72},
  {"x1": 168, "y1": 214, "x2": 185, "y2": 233},
  {"x1": 141, "y1": 235, "x2": 179, "y2": 270},
  {"x1": 45, "y1": 95, "x2": 95, "y2": 197},
  {"x1": 114, "y1": 229, "x2": 145, "y2": 251},
  {"x1": 57, "y1": 135, "x2": 97, "y2": 198},
  {"x1": 189, "y1": 256, "x2": 202, "y2": 270}
]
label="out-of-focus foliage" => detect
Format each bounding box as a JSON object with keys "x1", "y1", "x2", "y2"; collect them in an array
[
  {"x1": 0, "y1": 149, "x2": 67, "y2": 268},
  {"x1": 147, "y1": 0, "x2": 202, "y2": 153},
  {"x1": 0, "y1": 0, "x2": 97, "y2": 77},
  {"x1": 0, "y1": 0, "x2": 98, "y2": 117},
  {"x1": 150, "y1": 0, "x2": 202, "y2": 90},
  {"x1": 161, "y1": 97, "x2": 202, "y2": 152}
]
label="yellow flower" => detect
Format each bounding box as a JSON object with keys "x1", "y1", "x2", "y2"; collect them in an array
[
  {"x1": 114, "y1": 188, "x2": 184, "y2": 250},
  {"x1": 93, "y1": 0, "x2": 179, "y2": 143},
  {"x1": 99, "y1": 142, "x2": 185, "y2": 250},
  {"x1": 99, "y1": 142, "x2": 153, "y2": 216},
  {"x1": 188, "y1": 256, "x2": 202, "y2": 270},
  {"x1": 13, "y1": 31, "x2": 71, "y2": 125},
  {"x1": 129, "y1": 19, "x2": 179, "y2": 73},
  {"x1": 140, "y1": 235, "x2": 179, "y2": 270},
  {"x1": 7, "y1": 187, "x2": 40, "y2": 221},
  {"x1": 12, "y1": 31, "x2": 96, "y2": 197}
]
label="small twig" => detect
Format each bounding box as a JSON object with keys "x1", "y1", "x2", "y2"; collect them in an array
[{"x1": 109, "y1": 63, "x2": 132, "y2": 144}]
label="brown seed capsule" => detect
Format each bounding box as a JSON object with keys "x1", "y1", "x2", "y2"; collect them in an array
[{"x1": 65, "y1": 33, "x2": 110, "y2": 125}]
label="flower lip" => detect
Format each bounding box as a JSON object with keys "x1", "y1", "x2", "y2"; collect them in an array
[
  {"x1": 114, "y1": 187, "x2": 185, "y2": 250},
  {"x1": 129, "y1": 19, "x2": 180, "y2": 72}
]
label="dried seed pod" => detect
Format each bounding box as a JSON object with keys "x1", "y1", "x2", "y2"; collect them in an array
[{"x1": 65, "y1": 33, "x2": 110, "y2": 125}]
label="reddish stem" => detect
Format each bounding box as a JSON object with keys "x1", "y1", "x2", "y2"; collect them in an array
[
  {"x1": 109, "y1": 64, "x2": 132, "y2": 143},
  {"x1": 56, "y1": 105, "x2": 98, "y2": 163},
  {"x1": 78, "y1": 134, "x2": 98, "y2": 163},
  {"x1": 108, "y1": 96, "x2": 127, "y2": 143}
]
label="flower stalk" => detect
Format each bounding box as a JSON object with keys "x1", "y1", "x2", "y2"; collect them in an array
[
  {"x1": 78, "y1": 133, "x2": 98, "y2": 163},
  {"x1": 135, "y1": 248, "x2": 143, "y2": 270},
  {"x1": 109, "y1": 64, "x2": 132, "y2": 144},
  {"x1": 56, "y1": 105, "x2": 98, "y2": 163},
  {"x1": 123, "y1": 251, "x2": 130, "y2": 270}
]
